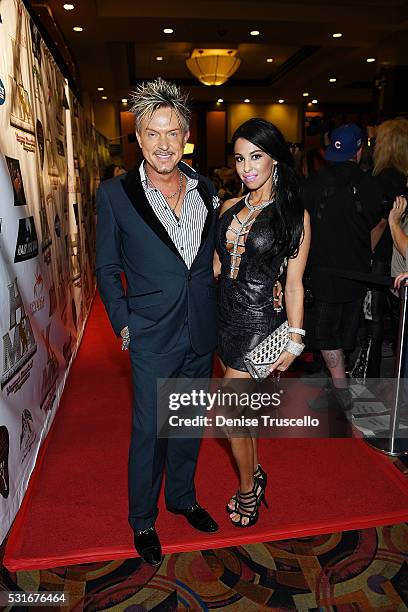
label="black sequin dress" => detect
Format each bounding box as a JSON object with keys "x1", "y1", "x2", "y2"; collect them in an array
[{"x1": 216, "y1": 196, "x2": 288, "y2": 371}]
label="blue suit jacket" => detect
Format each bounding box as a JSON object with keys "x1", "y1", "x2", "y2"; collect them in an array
[{"x1": 95, "y1": 162, "x2": 218, "y2": 355}]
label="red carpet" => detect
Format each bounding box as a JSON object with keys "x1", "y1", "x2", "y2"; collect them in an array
[{"x1": 4, "y1": 294, "x2": 408, "y2": 571}]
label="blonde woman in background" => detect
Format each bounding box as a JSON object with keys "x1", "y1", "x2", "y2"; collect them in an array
[{"x1": 366, "y1": 119, "x2": 408, "y2": 377}]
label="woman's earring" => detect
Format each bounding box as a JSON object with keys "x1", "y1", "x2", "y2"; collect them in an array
[{"x1": 273, "y1": 163, "x2": 278, "y2": 189}]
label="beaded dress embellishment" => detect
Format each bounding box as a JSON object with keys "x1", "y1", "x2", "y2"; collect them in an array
[{"x1": 226, "y1": 194, "x2": 273, "y2": 279}]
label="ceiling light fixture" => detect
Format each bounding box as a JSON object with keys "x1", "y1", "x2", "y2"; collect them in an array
[
  {"x1": 163, "y1": 28, "x2": 173, "y2": 34},
  {"x1": 303, "y1": 92, "x2": 309, "y2": 97},
  {"x1": 73, "y1": 26, "x2": 83, "y2": 32},
  {"x1": 278, "y1": 99, "x2": 284, "y2": 103},
  {"x1": 266, "y1": 58, "x2": 273, "y2": 63},
  {"x1": 63, "y1": 4, "x2": 74, "y2": 10},
  {"x1": 366, "y1": 57, "x2": 376, "y2": 63},
  {"x1": 156, "y1": 56, "x2": 163, "y2": 61},
  {"x1": 101, "y1": 96, "x2": 107, "y2": 100},
  {"x1": 97, "y1": 87, "x2": 104, "y2": 91},
  {"x1": 329, "y1": 77, "x2": 337, "y2": 82},
  {"x1": 244, "y1": 98, "x2": 250, "y2": 103},
  {"x1": 250, "y1": 30, "x2": 260, "y2": 36},
  {"x1": 332, "y1": 32, "x2": 342, "y2": 38},
  {"x1": 186, "y1": 48, "x2": 241, "y2": 86},
  {"x1": 307, "y1": 102, "x2": 313, "y2": 107},
  {"x1": 121, "y1": 98, "x2": 128, "y2": 104},
  {"x1": 217, "y1": 98, "x2": 224, "y2": 103},
  {"x1": 312, "y1": 98, "x2": 318, "y2": 103}
]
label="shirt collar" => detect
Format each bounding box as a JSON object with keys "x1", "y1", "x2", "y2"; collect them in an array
[{"x1": 139, "y1": 160, "x2": 198, "y2": 191}]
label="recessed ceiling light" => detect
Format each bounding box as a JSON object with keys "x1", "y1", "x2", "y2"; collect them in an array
[
  {"x1": 63, "y1": 3, "x2": 74, "y2": 9},
  {"x1": 266, "y1": 58, "x2": 274, "y2": 63},
  {"x1": 332, "y1": 32, "x2": 342, "y2": 38},
  {"x1": 312, "y1": 98, "x2": 318, "y2": 103},
  {"x1": 250, "y1": 30, "x2": 260, "y2": 36},
  {"x1": 303, "y1": 92, "x2": 309, "y2": 97},
  {"x1": 163, "y1": 28, "x2": 173, "y2": 34},
  {"x1": 97, "y1": 87, "x2": 104, "y2": 91},
  {"x1": 367, "y1": 57, "x2": 376, "y2": 63},
  {"x1": 244, "y1": 98, "x2": 250, "y2": 103},
  {"x1": 156, "y1": 56, "x2": 163, "y2": 61},
  {"x1": 278, "y1": 99, "x2": 285, "y2": 103},
  {"x1": 217, "y1": 98, "x2": 224, "y2": 103},
  {"x1": 73, "y1": 26, "x2": 83, "y2": 32},
  {"x1": 101, "y1": 96, "x2": 107, "y2": 100},
  {"x1": 329, "y1": 77, "x2": 337, "y2": 82},
  {"x1": 121, "y1": 98, "x2": 128, "y2": 104}
]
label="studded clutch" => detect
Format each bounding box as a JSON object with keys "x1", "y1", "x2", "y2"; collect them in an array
[{"x1": 244, "y1": 320, "x2": 289, "y2": 380}]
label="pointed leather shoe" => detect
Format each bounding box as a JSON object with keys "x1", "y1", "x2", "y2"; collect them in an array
[
  {"x1": 168, "y1": 503, "x2": 218, "y2": 532},
  {"x1": 133, "y1": 527, "x2": 162, "y2": 566}
]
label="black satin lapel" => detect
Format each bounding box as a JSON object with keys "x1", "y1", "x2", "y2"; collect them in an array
[
  {"x1": 195, "y1": 181, "x2": 214, "y2": 257},
  {"x1": 120, "y1": 169, "x2": 183, "y2": 262}
]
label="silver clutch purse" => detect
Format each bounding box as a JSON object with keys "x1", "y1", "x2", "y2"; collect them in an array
[{"x1": 244, "y1": 320, "x2": 289, "y2": 380}]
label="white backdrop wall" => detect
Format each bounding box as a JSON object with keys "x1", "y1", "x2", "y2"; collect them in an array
[{"x1": 0, "y1": 0, "x2": 110, "y2": 542}]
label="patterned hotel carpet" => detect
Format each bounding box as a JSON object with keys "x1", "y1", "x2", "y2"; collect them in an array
[{"x1": 1, "y1": 456, "x2": 408, "y2": 611}]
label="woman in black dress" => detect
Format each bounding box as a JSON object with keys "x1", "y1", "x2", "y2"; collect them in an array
[{"x1": 214, "y1": 119, "x2": 310, "y2": 527}]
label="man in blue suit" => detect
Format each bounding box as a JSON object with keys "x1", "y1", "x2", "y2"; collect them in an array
[{"x1": 96, "y1": 78, "x2": 219, "y2": 566}]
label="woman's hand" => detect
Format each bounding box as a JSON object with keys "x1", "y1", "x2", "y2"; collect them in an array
[
  {"x1": 269, "y1": 350, "x2": 297, "y2": 373},
  {"x1": 394, "y1": 272, "x2": 408, "y2": 290},
  {"x1": 388, "y1": 196, "x2": 407, "y2": 226}
]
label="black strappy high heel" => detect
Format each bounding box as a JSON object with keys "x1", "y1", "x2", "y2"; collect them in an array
[{"x1": 226, "y1": 464, "x2": 268, "y2": 514}]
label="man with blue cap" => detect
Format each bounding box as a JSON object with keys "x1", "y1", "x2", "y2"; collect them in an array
[{"x1": 301, "y1": 124, "x2": 383, "y2": 419}]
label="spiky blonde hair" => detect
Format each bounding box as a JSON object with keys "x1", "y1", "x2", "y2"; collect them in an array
[{"x1": 129, "y1": 77, "x2": 191, "y2": 133}]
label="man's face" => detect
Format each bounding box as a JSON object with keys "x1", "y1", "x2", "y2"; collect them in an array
[{"x1": 136, "y1": 106, "x2": 189, "y2": 175}]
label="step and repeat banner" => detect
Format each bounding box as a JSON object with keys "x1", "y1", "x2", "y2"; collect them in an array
[{"x1": 0, "y1": 0, "x2": 110, "y2": 542}]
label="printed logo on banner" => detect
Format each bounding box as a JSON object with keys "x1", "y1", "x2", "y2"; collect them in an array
[
  {"x1": 36, "y1": 119, "x2": 44, "y2": 169},
  {"x1": 63, "y1": 333, "x2": 73, "y2": 366},
  {"x1": 9, "y1": 76, "x2": 35, "y2": 134},
  {"x1": 20, "y1": 410, "x2": 36, "y2": 463},
  {"x1": 40, "y1": 323, "x2": 59, "y2": 412},
  {"x1": 56, "y1": 139, "x2": 65, "y2": 157},
  {"x1": 0, "y1": 78, "x2": 5, "y2": 105},
  {"x1": 30, "y1": 21, "x2": 42, "y2": 66},
  {"x1": 30, "y1": 268, "x2": 45, "y2": 315},
  {"x1": 14, "y1": 216, "x2": 39, "y2": 263},
  {"x1": 70, "y1": 232, "x2": 82, "y2": 284},
  {"x1": 49, "y1": 284, "x2": 57, "y2": 317},
  {"x1": 1, "y1": 278, "x2": 37, "y2": 391},
  {"x1": 54, "y1": 213, "x2": 61, "y2": 237},
  {"x1": 5, "y1": 156, "x2": 27, "y2": 206},
  {"x1": 39, "y1": 205, "x2": 52, "y2": 262},
  {"x1": 0, "y1": 426, "x2": 9, "y2": 498}
]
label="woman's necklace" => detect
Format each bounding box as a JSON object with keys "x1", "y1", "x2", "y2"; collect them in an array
[{"x1": 245, "y1": 193, "x2": 273, "y2": 213}]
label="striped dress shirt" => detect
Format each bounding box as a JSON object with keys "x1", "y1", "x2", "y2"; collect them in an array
[{"x1": 139, "y1": 162, "x2": 219, "y2": 269}]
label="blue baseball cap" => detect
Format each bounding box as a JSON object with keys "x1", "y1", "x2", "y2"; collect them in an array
[{"x1": 324, "y1": 124, "x2": 363, "y2": 162}]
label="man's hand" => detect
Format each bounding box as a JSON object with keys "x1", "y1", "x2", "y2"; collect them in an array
[{"x1": 394, "y1": 272, "x2": 408, "y2": 290}]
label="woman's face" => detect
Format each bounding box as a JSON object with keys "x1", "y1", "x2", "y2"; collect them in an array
[{"x1": 234, "y1": 137, "x2": 275, "y2": 191}]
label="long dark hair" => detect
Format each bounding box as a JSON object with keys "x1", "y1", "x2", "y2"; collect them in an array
[{"x1": 232, "y1": 118, "x2": 304, "y2": 258}]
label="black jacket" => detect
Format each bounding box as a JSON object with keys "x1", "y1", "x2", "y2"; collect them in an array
[{"x1": 301, "y1": 161, "x2": 383, "y2": 302}]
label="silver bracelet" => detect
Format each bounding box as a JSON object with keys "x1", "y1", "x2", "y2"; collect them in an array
[
  {"x1": 288, "y1": 327, "x2": 306, "y2": 336},
  {"x1": 285, "y1": 339, "x2": 305, "y2": 356},
  {"x1": 121, "y1": 326, "x2": 130, "y2": 351}
]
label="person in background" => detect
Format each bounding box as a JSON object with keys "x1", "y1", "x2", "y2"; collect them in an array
[
  {"x1": 102, "y1": 164, "x2": 126, "y2": 181},
  {"x1": 301, "y1": 124, "x2": 383, "y2": 409},
  {"x1": 367, "y1": 119, "x2": 408, "y2": 376}
]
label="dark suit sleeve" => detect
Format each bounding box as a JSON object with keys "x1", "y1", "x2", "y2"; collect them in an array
[
  {"x1": 95, "y1": 184, "x2": 129, "y2": 336},
  {"x1": 360, "y1": 175, "x2": 384, "y2": 230}
]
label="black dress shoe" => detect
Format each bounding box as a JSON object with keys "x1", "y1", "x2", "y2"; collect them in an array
[
  {"x1": 168, "y1": 503, "x2": 218, "y2": 532},
  {"x1": 133, "y1": 527, "x2": 163, "y2": 566}
]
